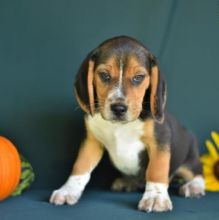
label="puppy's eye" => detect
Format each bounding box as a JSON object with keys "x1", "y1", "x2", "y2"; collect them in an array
[
  {"x1": 99, "y1": 72, "x2": 111, "y2": 83},
  {"x1": 132, "y1": 74, "x2": 145, "y2": 85}
]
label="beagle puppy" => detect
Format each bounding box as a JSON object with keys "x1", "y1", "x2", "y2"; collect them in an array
[{"x1": 50, "y1": 36, "x2": 205, "y2": 212}]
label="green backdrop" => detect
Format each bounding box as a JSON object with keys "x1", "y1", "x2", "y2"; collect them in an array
[{"x1": 0, "y1": 0, "x2": 219, "y2": 189}]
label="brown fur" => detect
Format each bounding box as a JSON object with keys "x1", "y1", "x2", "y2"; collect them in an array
[
  {"x1": 50, "y1": 36, "x2": 204, "y2": 210},
  {"x1": 150, "y1": 66, "x2": 159, "y2": 120},
  {"x1": 141, "y1": 119, "x2": 170, "y2": 184},
  {"x1": 72, "y1": 120, "x2": 104, "y2": 175},
  {"x1": 87, "y1": 61, "x2": 95, "y2": 115},
  {"x1": 123, "y1": 57, "x2": 150, "y2": 119},
  {"x1": 176, "y1": 166, "x2": 195, "y2": 182},
  {"x1": 75, "y1": 53, "x2": 169, "y2": 184},
  {"x1": 94, "y1": 56, "x2": 150, "y2": 121},
  {"x1": 94, "y1": 58, "x2": 118, "y2": 112}
]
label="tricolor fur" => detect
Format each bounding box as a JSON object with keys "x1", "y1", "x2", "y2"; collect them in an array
[
  {"x1": 86, "y1": 113, "x2": 145, "y2": 176},
  {"x1": 50, "y1": 36, "x2": 205, "y2": 212}
]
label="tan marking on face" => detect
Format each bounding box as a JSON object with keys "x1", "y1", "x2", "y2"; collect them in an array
[
  {"x1": 94, "y1": 56, "x2": 150, "y2": 121},
  {"x1": 72, "y1": 119, "x2": 104, "y2": 175},
  {"x1": 124, "y1": 57, "x2": 150, "y2": 120},
  {"x1": 141, "y1": 120, "x2": 170, "y2": 184},
  {"x1": 94, "y1": 58, "x2": 119, "y2": 116}
]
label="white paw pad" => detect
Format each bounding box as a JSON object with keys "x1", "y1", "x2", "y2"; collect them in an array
[
  {"x1": 179, "y1": 176, "x2": 205, "y2": 198},
  {"x1": 138, "y1": 182, "x2": 173, "y2": 212},
  {"x1": 50, "y1": 186, "x2": 81, "y2": 205},
  {"x1": 49, "y1": 173, "x2": 90, "y2": 205}
]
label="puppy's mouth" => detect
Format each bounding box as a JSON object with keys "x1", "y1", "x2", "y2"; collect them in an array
[{"x1": 111, "y1": 115, "x2": 127, "y2": 122}]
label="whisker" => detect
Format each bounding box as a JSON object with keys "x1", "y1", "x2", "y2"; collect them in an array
[{"x1": 73, "y1": 105, "x2": 82, "y2": 111}]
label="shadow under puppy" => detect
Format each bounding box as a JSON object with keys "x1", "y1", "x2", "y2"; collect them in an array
[{"x1": 50, "y1": 36, "x2": 205, "y2": 212}]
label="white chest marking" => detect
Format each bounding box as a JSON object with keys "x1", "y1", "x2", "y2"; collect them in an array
[{"x1": 86, "y1": 114, "x2": 145, "y2": 175}]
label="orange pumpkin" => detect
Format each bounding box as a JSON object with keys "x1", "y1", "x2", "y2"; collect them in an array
[{"x1": 0, "y1": 136, "x2": 21, "y2": 200}]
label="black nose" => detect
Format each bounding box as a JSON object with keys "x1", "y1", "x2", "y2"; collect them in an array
[{"x1": 110, "y1": 103, "x2": 128, "y2": 117}]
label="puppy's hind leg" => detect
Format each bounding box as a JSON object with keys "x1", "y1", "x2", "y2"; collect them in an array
[
  {"x1": 176, "y1": 137, "x2": 205, "y2": 198},
  {"x1": 177, "y1": 166, "x2": 205, "y2": 198},
  {"x1": 111, "y1": 176, "x2": 144, "y2": 192}
]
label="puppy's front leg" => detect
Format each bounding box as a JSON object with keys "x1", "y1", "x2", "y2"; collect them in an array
[
  {"x1": 50, "y1": 127, "x2": 103, "y2": 205},
  {"x1": 138, "y1": 145, "x2": 172, "y2": 212}
]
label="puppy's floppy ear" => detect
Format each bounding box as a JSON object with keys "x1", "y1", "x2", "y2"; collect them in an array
[
  {"x1": 147, "y1": 54, "x2": 167, "y2": 123},
  {"x1": 74, "y1": 50, "x2": 97, "y2": 115}
]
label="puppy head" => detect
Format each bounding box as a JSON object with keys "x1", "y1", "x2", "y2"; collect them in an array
[{"x1": 75, "y1": 36, "x2": 166, "y2": 123}]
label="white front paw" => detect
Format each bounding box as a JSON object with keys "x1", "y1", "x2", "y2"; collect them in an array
[
  {"x1": 49, "y1": 173, "x2": 90, "y2": 205},
  {"x1": 138, "y1": 182, "x2": 173, "y2": 212},
  {"x1": 50, "y1": 185, "x2": 82, "y2": 205}
]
